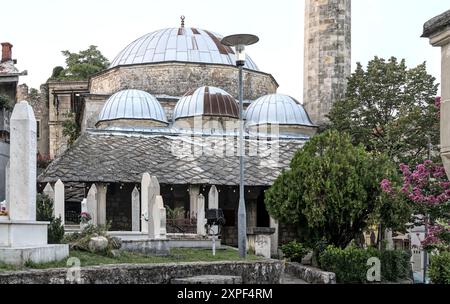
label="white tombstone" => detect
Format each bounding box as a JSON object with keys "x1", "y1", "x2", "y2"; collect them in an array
[
  {"x1": 208, "y1": 185, "x2": 219, "y2": 209},
  {"x1": 5, "y1": 160, "x2": 9, "y2": 213},
  {"x1": 255, "y1": 235, "x2": 271, "y2": 259},
  {"x1": 208, "y1": 185, "x2": 219, "y2": 234},
  {"x1": 197, "y1": 194, "x2": 207, "y2": 236},
  {"x1": 148, "y1": 176, "x2": 161, "y2": 238},
  {"x1": 43, "y1": 183, "x2": 55, "y2": 201},
  {"x1": 189, "y1": 185, "x2": 200, "y2": 219},
  {"x1": 9, "y1": 101, "x2": 37, "y2": 221},
  {"x1": 87, "y1": 184, "x2": 98, "y2": 225},
  {"x1": 131, "y1": 186, "x2": 140, "y2": 232},
  {"x1": 156, "y1": 195, "x2": 167, "y2": 239},
  {"x1": 81, "y1": 198, "x2": 88, "y2": 213},
  {"x1": 0, "y1": 101, "x2": 69, "y2": 265},
  {"x1": 141, "y1": 173, "x2": 151, "y2": 233},
  {"x1": 96, "y1": 183, "x2": 107, "y2": 225},
  {"x1": 54, "y1": 180, "x2": 65, "y2": 225}
]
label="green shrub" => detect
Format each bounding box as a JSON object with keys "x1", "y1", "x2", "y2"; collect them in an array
[
  {"x1": 380, "y1": 250, "x2": 411, "y2": 282},
  {"x1": 36, "y1": 193, "x2": 65, "y2": 244},
  {"x1": 281, "y1": 241, "x2": 310, "y2": 263},
  {"x1": 319, "y1": 245, "x2": 411, "y2": 283},
  {"x1": 429, "y1": 253, "x2": 450, "y2": 284}
]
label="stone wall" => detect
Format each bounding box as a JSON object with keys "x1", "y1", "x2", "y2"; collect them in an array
[
  {"x1": 0, "y1": 260, "x2": 283, "y2": 284},
  {"x1": 89, "y1": 62, "x2": 278, "y2": 100},
  {"x1": 303, "y1": 0, "x2": 352, "y2": 126},
  {"x1": 285, "y1": 262, "x2": 336, "y2": 284}
]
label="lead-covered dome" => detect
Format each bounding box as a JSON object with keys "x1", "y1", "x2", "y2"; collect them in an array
[
  {"x1": 245, "y1": 94, "x2": 317, "y2": 137},
  {"x1": 246, "y1": 94, "x2": 315, "y2": 127},
  {"x1": 109, "y1": 27, "x2": 259, "y2": 71},
  {"x1": 173, "y1": 86, "x2": 238, "y2": 121},
  {"x1": 97, "y1": 89, "x2": 168, "y2": 128}
]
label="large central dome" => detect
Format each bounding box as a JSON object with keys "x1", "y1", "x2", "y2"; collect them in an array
[{"x1": 109, "y1": 27, "x2": 259, "y2": 70}]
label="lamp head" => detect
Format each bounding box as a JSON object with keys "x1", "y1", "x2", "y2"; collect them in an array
[{"x1": 221, "y1": 34, "x2": 259, "y2": 67}]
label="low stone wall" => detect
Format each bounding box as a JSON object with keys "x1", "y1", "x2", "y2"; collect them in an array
[
  {"x1": 0, "y1": 260, "x2": 283, "y2": 284},
  {"x1": 285, "y1": 262, "x2": 336, "y2": 284}
]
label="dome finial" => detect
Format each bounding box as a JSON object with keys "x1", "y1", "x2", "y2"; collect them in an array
[{"x1": 180, "y1": 15, "x2": 185, "y2": 28}]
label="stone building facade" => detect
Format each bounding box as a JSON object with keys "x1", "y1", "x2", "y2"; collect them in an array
[{"x1": 303, "y1": 0, "x2": 352, "y2": 126}]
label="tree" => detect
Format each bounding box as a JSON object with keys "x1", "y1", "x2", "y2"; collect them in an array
[
  {"x1": 265, "y1": 130, "x2": 410, "y2": 249},
  {"x1": 36, "y1": 193, "x2": 65, "y2": 244},
  {"x1": 49, "y1": 45, "x2": 109, "y2": 81},
  {"x1": 328, "y1": 57, "x2": 439, "y2": 165},
  {"x1": 62, "y1": 112, "x2": 81, "y2": 146}
]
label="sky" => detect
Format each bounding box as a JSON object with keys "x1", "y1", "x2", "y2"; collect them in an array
[{"x1": 0, "y1": 0, "x2": 449, "y2": 101}]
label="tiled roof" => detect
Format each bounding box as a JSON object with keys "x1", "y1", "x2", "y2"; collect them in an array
[{"x1": 38, "y1": 131, "x2": 305, "y2": 186}]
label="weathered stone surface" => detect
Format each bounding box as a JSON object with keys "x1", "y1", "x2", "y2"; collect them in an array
[
  {"x1": 141, "y1": 173, "x2": 151, "y2": 233},
  {"x1": 422, "y1": 9, "x2": 450, "y2": 38},
  {"x1": 0, "y1": 260, "x2": 283, "y2": 284},
  {"x1": 89, "y1": 62, "x2": 277, "y2": 101},
  {"x1": 88, "y1": 236, "x2": 109, "y2": 253},
  {"x1": 303, "y1": 0, "x2": 351, "y2": 126},
  {"x1": 285, "y1": 262, "x2": 336, "y2": 284},
  {"x1": 42, "y1": 183, "x2": 54, "y2": 201},
  {"x1": 171, "y1": 275, "x2": 242, "y2": 284}
]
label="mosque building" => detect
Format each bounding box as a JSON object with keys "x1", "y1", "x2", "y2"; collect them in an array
[{"x1": 37, "y1": 20, "x2": 318, "y2": 246}]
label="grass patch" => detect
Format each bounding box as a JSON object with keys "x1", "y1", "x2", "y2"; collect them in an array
[{"x1": 0, "y1": 248, "x2": 262, "y2": 271}]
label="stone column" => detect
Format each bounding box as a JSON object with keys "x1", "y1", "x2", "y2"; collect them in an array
[
  {"x1": 189, "y1": 185, "x2": 200, "y2": 219},
  {"x1": 148, "y1": 176, "x2": 161, "y2": 239},
  {"x1": 197, "y1": 194, "x2": 206, "y2": 236},
  {"x1": 54, "y1": 179, "x2": 65, "y2": 225},
  {"x1": 422, "y1": 11, "x2": 450, "y2": 176},
  {"x1": 9, "y1": 101, "x2": 37, "y2": 221},
  {"x1": 141, "y1": 173, "x2": 151, "y2": 233},
  {"x1": 43, "y1": 183, "x2": 55, "y2": 201},
  {"x1": 131, "y1": 186, "x2": 140, "y2": 232},
  {"x1": 270, "y1": 217, "x2": 279, "y2": 256},
  {"x1": 81, "y1": 198, "x2": 88, "y2": 213},
  {"x1": 87, "y1": 184, "x2": 98, "y2": 226},
  {"x1": 96, "y1": 183, "x2": 107, "y2": 225}
]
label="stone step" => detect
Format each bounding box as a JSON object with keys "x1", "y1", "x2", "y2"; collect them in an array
[{"x1": 171, "y1": 275, "x2": 242, "y2": 284}]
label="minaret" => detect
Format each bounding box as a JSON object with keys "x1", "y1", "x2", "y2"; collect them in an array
[{"x1": 303, "y1": 0, "x2": 351, "y2": 126}]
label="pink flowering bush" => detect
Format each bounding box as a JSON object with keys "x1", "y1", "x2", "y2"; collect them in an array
[{"x1": 381, "y1": 160, "x2": 450, "y2": 251}]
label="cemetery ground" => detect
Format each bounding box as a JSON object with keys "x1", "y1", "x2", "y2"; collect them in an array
[{"x1": 0, "y1": 247, "x2": 261, "y2": 272}]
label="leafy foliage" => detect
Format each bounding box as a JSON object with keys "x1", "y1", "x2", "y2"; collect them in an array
[
  {"x1": 280, "y1": 241, "x2": 310, "y2": 263},
  {"x1": 36, "y1": 193, "x2": 65, "y2": 244},
  {"x1": 0, "y1": 94, "x2": 11, "y2": 111},
  {"x1": 429, "y1": 252, "x2": 450, "y2": 284},
  {"x1": 166, "y1": 206, "x2": 186, "y2": 220},
  {"x1": 265, "y1": 130, "x2": 410, "y2": 249},
  {"x1": 49, "y1": 45, "x2": 109, "y2": 81},
  {"x1": 62, "y1": 112, "x2": 81, "y2": 146},
  {"x1": 328, "y1": 57, "x2": 439, "y2": 165},
  {"x1": 319, "y1": 245, "x2": 410, "y2": 283}
]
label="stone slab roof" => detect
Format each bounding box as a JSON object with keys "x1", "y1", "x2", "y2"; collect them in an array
[
  {"x1": 422, "y1": 9, "x2": 450, "y2": 38},
  {"x1": 38, "y1": 131, "x2": 305, "y2": 186}
]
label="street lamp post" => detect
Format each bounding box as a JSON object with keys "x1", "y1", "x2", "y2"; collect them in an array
[{"x1": 221, "y1": 34, "x2": 259, "y2": 258}]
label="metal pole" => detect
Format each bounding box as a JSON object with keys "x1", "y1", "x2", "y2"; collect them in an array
[{"x1": 238, "y1": 64, "x2": 247, "y2": 259}]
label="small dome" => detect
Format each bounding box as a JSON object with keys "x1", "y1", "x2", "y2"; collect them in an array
[
  {"x1": 97, "y1": 89, "x2": 168, "y2": 125},
  {"x1": 109, "y1": 27, "x2": 259, "y2": 71},
  {"x1": 245, "y1": 94, "x2": 315, "y2": 127},
  {"x1": 173, "y1": 86, "x2": 239, "y2": 121}
]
